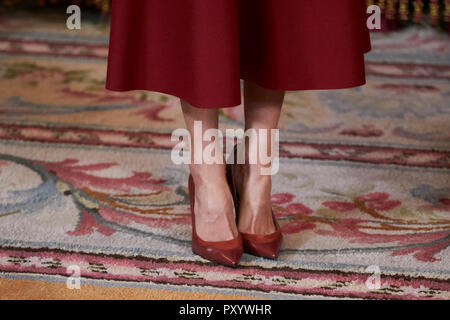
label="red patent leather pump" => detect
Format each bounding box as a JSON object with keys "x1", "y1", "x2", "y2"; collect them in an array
[
  {"x1": 225, "y1": 147, "x2": 283, "y2": 259},
  {"x1": 188, "y1": 174, "x2": 243, "y2": 267}
]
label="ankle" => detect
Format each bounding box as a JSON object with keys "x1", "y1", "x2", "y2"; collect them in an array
[
  {"x1": 239, "y1": 163, "x2": 272, "y2": 182},
  {"x1": 190, "y1": 164, "x2": 226, "y2": 183}
]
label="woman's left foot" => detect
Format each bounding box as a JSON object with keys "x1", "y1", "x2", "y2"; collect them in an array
[
  {"x1": 226, "y1": 151, "x2": 283, "y2": 259},
  {"x1": 232, "y1": 163, "x2": 276, "y2": 235}
]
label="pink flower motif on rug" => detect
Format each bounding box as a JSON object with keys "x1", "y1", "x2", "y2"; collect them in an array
[
  {"x1": 271, "y1": 190, "x2": 450, "y2": 262},
  {"x1": 34, "y1": 158, "x2": 188, "y2": 237}
]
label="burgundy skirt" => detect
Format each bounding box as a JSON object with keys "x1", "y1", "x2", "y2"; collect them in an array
[{"x1": 106, "y1": 0, "x2": 371, "y2": 108}]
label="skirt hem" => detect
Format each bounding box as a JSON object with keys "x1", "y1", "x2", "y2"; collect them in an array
[{"x1": 105, "y1": 76, "x2": 368, "y2": 109}]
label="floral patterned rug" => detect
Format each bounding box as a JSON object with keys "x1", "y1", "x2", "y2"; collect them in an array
[{"x1": 0, "y1": 11, "x2": 449, "y2": 299}]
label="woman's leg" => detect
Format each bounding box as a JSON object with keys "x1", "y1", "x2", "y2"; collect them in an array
[
  {"x1": 180, "y1": 99, "x2": 239, "y2": 241},
  {"x1": 234, "y1": 81, "x2": 285, "y2": 234}
]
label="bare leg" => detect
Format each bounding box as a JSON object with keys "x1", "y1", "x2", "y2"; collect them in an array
[
  {"x1": 180, "y1": 99, "x2": 239, "y2": 241},
  {"x1": 233, "y1": 81, "x2": 285, "y2": 234}
]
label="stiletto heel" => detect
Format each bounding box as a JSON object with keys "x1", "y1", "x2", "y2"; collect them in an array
[
  {"x1": 226, "y1": 146, "x2": 283, "y2": 259},
  {"x1": 188, "y1": 174, "x2": 243, "y2": 267}
]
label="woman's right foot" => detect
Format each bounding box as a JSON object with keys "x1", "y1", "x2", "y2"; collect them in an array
[
  {"x1": 190, "y1": 166, "x2": 239, "y2": 242},
  {"x1": 188, "y1": 174, "x2": 243, "y2": 267}
]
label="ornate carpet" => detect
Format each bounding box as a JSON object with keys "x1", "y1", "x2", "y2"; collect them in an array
[{"x1": 0, "y1": 11, "x2": 449, "y2": 299}]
